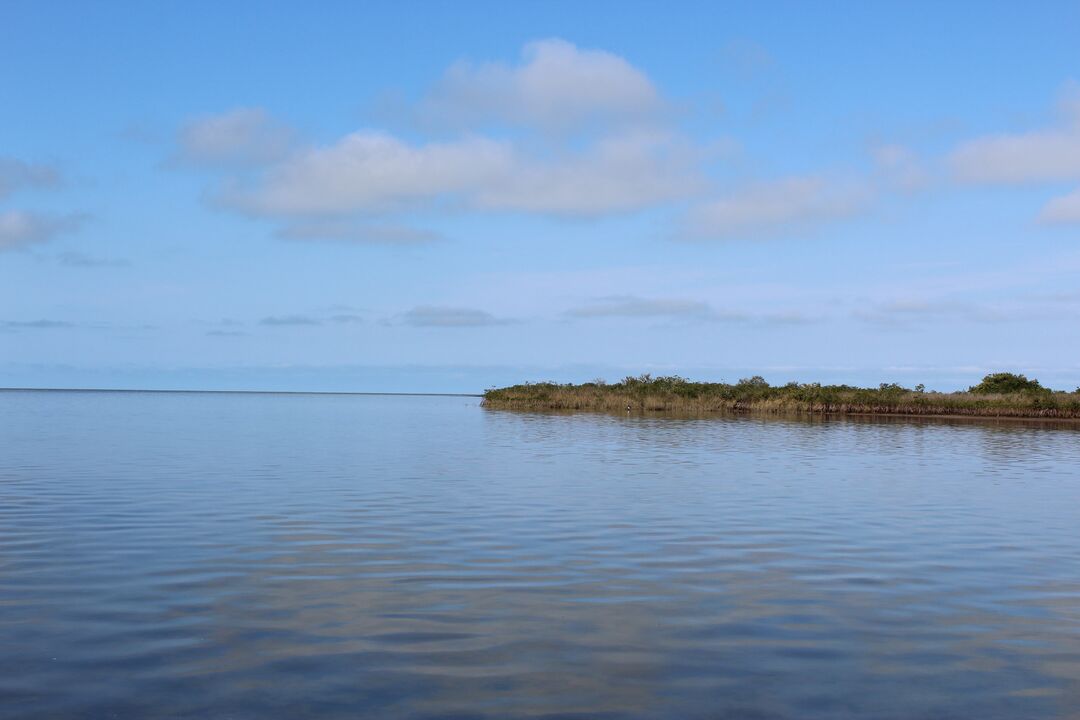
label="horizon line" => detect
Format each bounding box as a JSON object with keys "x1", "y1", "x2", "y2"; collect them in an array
[{"x1": 0, "y1": 387, "x2": 484, "y2": 398}]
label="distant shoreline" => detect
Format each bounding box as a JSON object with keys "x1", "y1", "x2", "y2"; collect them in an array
[
  {"x1": 482, "y1": 375, "x2": 1080, "y2": 420},
  {"x1": 0, "y1": 387, "x2": 483, "y2": 398}
]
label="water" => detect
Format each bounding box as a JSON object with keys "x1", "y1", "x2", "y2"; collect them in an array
[{"x1": 2, "y1": 391, "x2": 1079, "y2": 719}]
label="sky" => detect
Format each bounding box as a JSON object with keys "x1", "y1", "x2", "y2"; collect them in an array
[{"x1": 2, "y1": 1, "x2": 1080, "y2": 393}]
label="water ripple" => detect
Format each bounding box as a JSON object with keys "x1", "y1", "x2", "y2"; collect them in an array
[{"x1": 2, "y1": 391, "x2": 1079, "y2": 718}]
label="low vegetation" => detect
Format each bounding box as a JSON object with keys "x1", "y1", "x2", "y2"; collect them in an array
[{"x1": 482, "y1": 373, "x2": 1080, "y2": 419}]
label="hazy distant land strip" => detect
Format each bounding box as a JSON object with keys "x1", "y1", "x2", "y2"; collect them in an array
[
  {"x1": 483, "y1": 373, "x2": 1080, "y2": 419},
  {"x1": 0, "y1": 388, "x2": 482, "y2": 397}
]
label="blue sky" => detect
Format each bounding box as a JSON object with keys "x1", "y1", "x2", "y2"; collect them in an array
[{"x1": 3, "y1": 1, "x2": 1080, "y2": 392}]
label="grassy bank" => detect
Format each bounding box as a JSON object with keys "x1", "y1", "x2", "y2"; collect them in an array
[{"x1": 482, "y1": 373, "x2": 1080, "y2": 419}]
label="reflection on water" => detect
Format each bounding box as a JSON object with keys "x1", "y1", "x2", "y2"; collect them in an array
[{"x1": 2, "y1": 391, "x2": 1079, "y2": 719}]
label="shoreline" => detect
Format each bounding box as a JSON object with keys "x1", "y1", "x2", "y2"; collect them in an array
[
  {"x1": 482, "y1": 376, "x2": 1080, "y2": 421},
  {"x1": 484, "y1": 405, "x2": 1080, "y2": 426}
]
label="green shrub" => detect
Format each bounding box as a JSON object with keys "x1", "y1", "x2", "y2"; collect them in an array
[{"x1": 969, "y1": 372, "x2": 1046, "y2": 394}]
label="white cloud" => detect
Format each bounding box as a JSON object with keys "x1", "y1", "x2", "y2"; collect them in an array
[
  {"x1": 1039, "y1": 187, "x2": 1080, "y2": 224},
  {"x1": 0, "y1": 157, "x2": 61, "y2": 199},
  {"x1": 179, "y1": 41, "x2": 702, "y2": 231},
  {"x1": 220, "y1": 128, "x2": 699, "y2": 219},
  {"x1": 947, "y1": 83, "x2": 1080, "y2": 224},
  {"x1": 949, "y1": 82, "x2": 1080, "y2": 185},
  {"x1": 178, "y1": 107, "x2": 295, "y2": 167},
  {"x1": 220, "y1": 132, "x2": 514, "y2": 215},
  {"x1": 398, "y1": 306, "x2": 514, "y2": 327},
  {"x1": 0, "y1": 211, "x2": 87, "y2": 251},
  {"x1": 684, "y1": 176, "x2": 870, "y2": 240},
  {"x1": 950, "y1": 129, "x2": 1080, "y2": 185},
  {"x1": 474, "y1": 131, "x2": 702, "y2": 216},
  {"x1": 424, "y1": 38, "x2": 662, "y2": 132},
  {"x1": 183, "y1": 40, "x2": 918, "y2": 239}
]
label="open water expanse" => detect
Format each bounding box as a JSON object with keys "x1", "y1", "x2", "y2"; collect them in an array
[{"x1": 2, "y1": 390, "x2": 1080, "y2": 719}]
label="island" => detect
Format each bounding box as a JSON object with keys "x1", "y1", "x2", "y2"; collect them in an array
[{"x1": 482, "y1": 372, "x2": 1080, "y2": 419}]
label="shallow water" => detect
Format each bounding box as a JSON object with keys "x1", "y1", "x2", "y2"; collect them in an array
[{"x1": 2, "y1": 390, "x2": 1079, "y2": 719}]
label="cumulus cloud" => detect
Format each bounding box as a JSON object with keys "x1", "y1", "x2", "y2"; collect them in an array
[
  {"x1": 0, "y1": 157, "x2": 62, "y2": 199},
  {"x1": 950, "y1": 128, "x2": 1080, "y2": 185},
  {"x1": 397, "y1": 305, "x2": 514, "y2": 327},
  {"x1": 424, "y1": 38, "x2": 662, "y2": 132},
  {"x1": 178, "y1": 40, "x2": 700, "y2": 230},
  {"x1": 949, "y1": 82, "x2": 1080, "y2": 185},
  {"x1": 474, "y1": 131, "x2": 702, "y2": 216},
  {"x1": 947, "y1": 83, "x2": 1080, "y2": 224},
  {"x1": 184, "y1": 40, "x2": 913, "y2": 240},
  {"x1": 0, "y1": 210, "x2": 87, "y2": 251},
  {"x1": 220, "y1": 132, "x2": 514, "y2": 215},
  {"x1": 217, "y1": 128, "x2": 698, "y2": 220},
  {"x1": 683, "y1": 176, "x2": 870, "y2": 240},
  {"x1": 177, "y1": 107, "x2": 295, "y2": 167},
  {"x1": 1038, "y1": 187, "x2": 1080, "y2": 224}
]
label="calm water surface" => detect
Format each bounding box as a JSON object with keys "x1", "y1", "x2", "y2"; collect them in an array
[{"x1": 2, "y1": 391, "x2": 1080, "y2": 719}]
